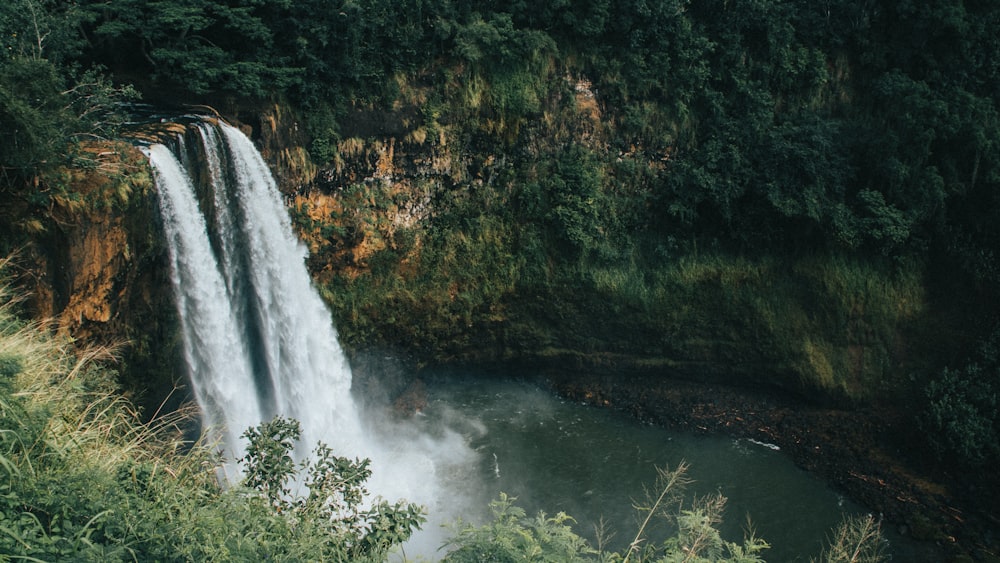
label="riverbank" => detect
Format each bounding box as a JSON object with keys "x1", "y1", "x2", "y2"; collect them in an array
[{"x1": 539, "y1": 372, "x2": 998, "y2": 562}]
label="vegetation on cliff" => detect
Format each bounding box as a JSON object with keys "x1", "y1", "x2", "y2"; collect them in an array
[
  {"x1": 0, "y1": 0, "x2": 139, "y2": 239},
  {"x1": 1, "y1": 0, "x2": 999, "y2": 553},
  {"x1": 6, "y1": 0, "x2": 997, "y2": 276}
]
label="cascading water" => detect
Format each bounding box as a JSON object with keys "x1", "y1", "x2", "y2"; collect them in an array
[
  {"x1": 144, "y1": 121, "x2": 362, "y2": 459},
  {"x1": 143, "y1": 118, "x2": 476, "y2": 558}
]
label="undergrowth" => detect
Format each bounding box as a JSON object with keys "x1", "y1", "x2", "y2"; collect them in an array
[
  {"x1": 443, "y1": 462, "x2": 886, "y2": 563},
  {"x1": 0, "y1": 257, "x2": 422, "y2": 561}
]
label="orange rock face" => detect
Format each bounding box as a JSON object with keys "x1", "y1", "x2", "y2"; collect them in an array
[{"x1": 21, "y1": 141, "x2": 161, "y2": 346}]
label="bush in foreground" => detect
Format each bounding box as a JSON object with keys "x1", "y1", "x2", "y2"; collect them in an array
[{"x1": 442, "y1": 462, "x2": 885, "y2": 563}]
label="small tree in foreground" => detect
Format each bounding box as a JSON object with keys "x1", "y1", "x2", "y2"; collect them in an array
[
  {"x1": 813, "y1": 513, "x2": 885, "y2": 563},
  {"x1": 239, "y1": 416, "x2": 426, "y2": 562},
  {"x1": 442, "y1": 492, "x2": 597, "y2": 562},
  {"x1": 618, "y1": 462, "x2": 769, "y2": 563}
]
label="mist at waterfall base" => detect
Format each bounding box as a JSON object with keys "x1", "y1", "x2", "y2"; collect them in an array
[
  {"x1": 411, "y1": 374, "x2": 878, "y2": 562},
  {"x1": 143, "y1": 120, "x2": 884, "y2": 561}
]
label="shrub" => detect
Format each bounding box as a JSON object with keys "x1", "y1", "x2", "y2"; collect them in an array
[
  {"x1": 442, "y1": 462, "x2": 885, "y2": 563},
  {"x1": 238, "y1": 416, "x2": 426, "y2": 561},
  {"x1": 925, "y1": 356, "x2": 1000, "y2": 467}
]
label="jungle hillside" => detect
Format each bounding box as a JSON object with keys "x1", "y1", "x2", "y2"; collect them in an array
[{"x1": 2, "y1": 0, "x2": 1000, "y2": 560}]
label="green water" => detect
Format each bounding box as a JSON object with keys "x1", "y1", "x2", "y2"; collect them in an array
[{"x1": 405, "y1": 372, "x2": 876, "y2": 562}]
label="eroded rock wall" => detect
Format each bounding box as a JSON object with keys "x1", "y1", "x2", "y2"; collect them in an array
[
  {"x1": 18, "y1": 140, "x2": 181, "y2": 410},
  {"x1": 12, "y1": 93, "x2": 924, "y2": 410}
]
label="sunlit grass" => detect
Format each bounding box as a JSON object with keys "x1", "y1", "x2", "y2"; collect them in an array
[
  {"x1": 583, "y1": 250, "x2": 926, "y2": 401},
  {"x1": 0, "y1": 255, "x2": 221, "y2": 558}
]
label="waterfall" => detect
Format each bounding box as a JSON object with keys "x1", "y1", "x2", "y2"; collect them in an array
[
  {"x1": 144, "y1": 141, "x2": 262, "y2": 455},
  {"x1": 144, "y1": 121, "x2": 361, "y2": 460},
  {"x1": 142, "y1": 119, "x2": 478, "y2": 558}
]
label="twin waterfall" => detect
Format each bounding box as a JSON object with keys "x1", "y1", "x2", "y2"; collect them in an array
[
  {"x1": 144, "y1": 121, "x2": 361, "y2": 459},
  {"x1": 142, "y1": 119, "x2": 472, "y2": 556}
]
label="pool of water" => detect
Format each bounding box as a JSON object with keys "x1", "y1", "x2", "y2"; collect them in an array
[{"x1": 387, "y1": 372, "x2": 871, "y2": 561}]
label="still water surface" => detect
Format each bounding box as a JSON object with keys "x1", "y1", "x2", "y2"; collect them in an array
[{"x1": 398, "y1": 372, "x2": 870, "y2": 562}]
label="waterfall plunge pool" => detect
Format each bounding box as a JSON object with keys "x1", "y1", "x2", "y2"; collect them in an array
[{"x1": 364, "y1": 369, "x2": 901, "y2": 562}]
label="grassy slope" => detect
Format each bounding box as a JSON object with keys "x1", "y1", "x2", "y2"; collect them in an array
[
  {"x1": 285, "y1": 72, "x2": 937, "y2": 405},
  {"x1": 0, "y1": 260, "x2": 410, "y2": 561}
]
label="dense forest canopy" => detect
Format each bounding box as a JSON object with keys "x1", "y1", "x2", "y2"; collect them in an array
[
  {"x1": 2, "y1": 0, "x2": 999, "y2": 474},
  {"x1": 3, "y1": 0, "x2": 998, "y2": 260}
]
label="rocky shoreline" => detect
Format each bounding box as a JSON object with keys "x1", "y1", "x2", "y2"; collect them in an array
[{"x1": 539, "y1": 372, "x2": 998, "y2": 562}]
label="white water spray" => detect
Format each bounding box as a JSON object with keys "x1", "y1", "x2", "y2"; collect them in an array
[{"x1": 144, "y1": 119, "x2": 478, "y2": 558}]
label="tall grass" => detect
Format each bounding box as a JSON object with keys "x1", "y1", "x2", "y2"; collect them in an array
[
  {"x1": 1, "y1": 255, "x2": 425, "y2": 561},
  {"x1": 0, "y1": 260, "x2": 237, "y2": 560},
  {"x1": 0, "y1": 257, "x2": 210, "y2": 559}
]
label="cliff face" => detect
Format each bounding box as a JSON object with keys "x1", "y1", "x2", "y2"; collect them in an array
[
  {"x1": 249, "y1": 85, "x2": 926, "y2": 406},
  {"x1": 17, "y1": 140, "x2": 181, "y2": 409},
  {"x1": 24, "y1": 143, "x2": 144, "y2": 330},
  {"x1": 14, "y1": 92, "x2": 925, "y2": 410},
  {"x1": 8, "y1": 109, "x2": 319, "y2": 411},
  {"x1": 6, "y1": 103, "x2": 973, "y2": 561}
]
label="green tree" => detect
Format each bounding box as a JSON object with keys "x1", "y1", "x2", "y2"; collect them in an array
[
  {"x1": 0, "y1": 0, "x2": 89, "y2": 63},
  {"x1": 620, "y1": 463, "x2": 768, "y2": 563},
  {"x1": 443, "y1": 493, "x2": 597, "y2": 562},
  {"x1": 239, "y1": 416, "x2": 427, "y2": 561},
  {"x1": 80, "y1": 0, "x2": 301, "y2": 97},
  {"x1": 924, "y1": 331, "x2": 1000, "y2": 467},
  {"x1": 518, "y1": 144, "x2": 605, "y2": 260},
  {"x1": 1, "y1": 0, "x2": 136, "y2": 205},
  {"x1": 813, "y1": 514, "x2": 885, "y2": 563},
  {"x1": 0, "y1": 57, "x2": 69, "y2": 187}
]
